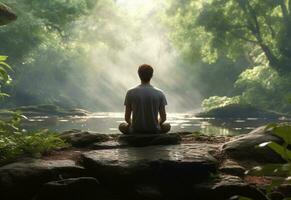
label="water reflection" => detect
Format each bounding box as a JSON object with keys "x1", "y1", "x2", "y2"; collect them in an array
[{"x1": 20, "y1": 112, "x2": 291, "y2": 136}]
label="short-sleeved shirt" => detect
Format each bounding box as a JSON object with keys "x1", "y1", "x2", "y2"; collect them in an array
[{"x1": 124, "y1": 84, "x2": 167, "y2": 133}]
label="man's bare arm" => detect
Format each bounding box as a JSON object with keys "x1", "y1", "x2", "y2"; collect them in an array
[
  {"x1": 159, "y1": 105, "x2": 167, "y2": 125},
  {"x1": 125, "y1": 105, "x2": 132, "y2": 125}
]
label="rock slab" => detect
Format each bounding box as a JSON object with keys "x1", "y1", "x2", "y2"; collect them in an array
[{"x1": 80, "y1": 144, "x2": 218, "y2": 185}]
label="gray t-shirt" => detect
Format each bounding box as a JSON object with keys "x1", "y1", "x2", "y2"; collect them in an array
[{"x1": 124, "y1": 84, "x2": 167, "y2": 133}]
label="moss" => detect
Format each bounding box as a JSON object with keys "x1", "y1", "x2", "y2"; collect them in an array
[{"x1": 196, "y1": 104, "x2": 289, "y2": 119}]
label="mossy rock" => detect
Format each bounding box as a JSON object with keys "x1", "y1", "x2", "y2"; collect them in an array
[
  {"x1": 197, "y1": 104, "x2": 288, "y2": 119},
  {"x1": 9, "y1": 104, "x2": 90, "y2": 117}
]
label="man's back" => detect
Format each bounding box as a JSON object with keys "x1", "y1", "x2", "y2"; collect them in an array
[{"x1": 124, "y1": 84, "x2": 167, "y2": 133}]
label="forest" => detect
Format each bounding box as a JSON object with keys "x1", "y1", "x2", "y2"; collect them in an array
[
  {"x1": 1, "y1": 0, "x2": 291, "y2": 200},
  {"x1": 1, "y1": 0, "x2": 291, "y2": 113}
]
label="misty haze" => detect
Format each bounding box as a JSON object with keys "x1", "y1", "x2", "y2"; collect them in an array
[{"x1": 1, "y1": 0, "x2": 291, "y2": 199}]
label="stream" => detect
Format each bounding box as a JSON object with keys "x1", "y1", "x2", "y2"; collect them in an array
[{"x1": 20, "y1": 112, "x2": 290, "y2": 135}]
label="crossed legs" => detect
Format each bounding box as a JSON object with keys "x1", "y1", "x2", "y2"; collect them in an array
[{"x1": 119, "y1": 123, "x2": 171, "y2": 134}]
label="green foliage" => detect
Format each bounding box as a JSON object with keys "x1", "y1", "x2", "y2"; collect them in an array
[
  {"x1": 0, "y1": 0, "x2": 127, "y2": 108},
  {"x1": 0, "y1": 55, "x2": 12, "y2": 98},
  {"x1": 165, "y1": 0, "x2": 291, "y2": 113},
  {"x1": 0, "y1": 113, "x2": 67, "y2": 163},
  {"x1": 264, "y1": 123, "x2": 291, "y2": 162},
  {"x1": 202, "y1": 96, "x2": 242, "y2": 111},
  {"x1": 243, "y1": 123, "x2": 291, "y2": 200}
]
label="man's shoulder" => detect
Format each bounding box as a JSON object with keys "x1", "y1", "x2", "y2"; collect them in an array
[
  {"x1": 152, "y1": 86, "x2": 166, "y2": 95},
  {"x1": 152, "y1": 86, "x2": 164, "y2": 92},
  {"x1": 127, "y1": 85, "x2": 139, "y2": 92}
]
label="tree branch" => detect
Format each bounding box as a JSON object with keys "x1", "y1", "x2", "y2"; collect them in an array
[
  {"x1": 229, "y1": 31, "x2": 258, "y2": 44},
  {"x1": 238, "y1": 0, "x2": 281, "y2": 71},
  {"x1": 278, "y1": 0, "x2": 290, "y2": 26}
]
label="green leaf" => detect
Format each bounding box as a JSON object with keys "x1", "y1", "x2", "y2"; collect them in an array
[
  {"x1": 0, "y1": 67, "x2": 8, "y2": 82},
  {"x1": 0, "y1": 61, "x2": 13, "y2": 71},
  {"x1": 0, "y1": 93, "x2": 9, "y2": 97},
  {"x1": 267, "y1": 141, "x2": 291, "y2": 162},
  {"x1": 247, "y1": 163, "x2": 291, "y2": 177},
  {"x1": 273, "y1": 125, "x2": 291, "y2": 145},
  {"x1": 0, "y1": 56, "x2": 8, "y2": 62}
]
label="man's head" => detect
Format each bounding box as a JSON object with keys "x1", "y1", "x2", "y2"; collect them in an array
[{"x1": 138, "y1": 64, "x2": 153, "y2": 83}]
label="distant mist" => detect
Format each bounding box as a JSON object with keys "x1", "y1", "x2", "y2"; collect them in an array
[
  {"x1": 2, "y1": 0, "x2": 202, "y2": 113},
  {"x1": 65, "y1": 0, "x2": 202, "y2": 112}
]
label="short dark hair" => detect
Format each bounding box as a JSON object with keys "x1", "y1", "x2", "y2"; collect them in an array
[{"x1": 138, "y1": 64, "x2": 153, "y2": 82}]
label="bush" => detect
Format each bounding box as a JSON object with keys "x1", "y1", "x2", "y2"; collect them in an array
[
  {"x1": 201, "y1": 95, "x2": 242, "y2": 111},
  {"x1": 0, "y1": 113, "x2": 67, "y2": 163}
]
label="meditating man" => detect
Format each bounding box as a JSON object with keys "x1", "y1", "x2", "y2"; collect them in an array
[{"x1": 119, "y1": 64, "x2": 171, "y2": 134}]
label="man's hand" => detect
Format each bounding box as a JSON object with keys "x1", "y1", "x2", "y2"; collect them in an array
[{"x1": 159, "y1": 105, "x2": 167, "y2": 125}]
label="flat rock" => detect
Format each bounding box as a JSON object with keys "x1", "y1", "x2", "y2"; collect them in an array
[
  {"x1": 118, "y1": 133, "x2": 182, "y2": 147},
  {"x1": 61, "y1": 130, "x2": 111, "y2": 147},
  {"x1": 0, "y1": 159, "x2": 85, "y2": 200},
  {"x1": 80, "y1": 144, "x2": 218, "y2": 185},
  {"x1": 222, "y1": 126, "x2": 284, "y2": 163}
]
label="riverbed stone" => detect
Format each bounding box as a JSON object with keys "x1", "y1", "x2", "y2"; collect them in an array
[
  {"x1": 61, "y1": 130, "x2": 111, "y2": 147},
  {"x1": 0, "y1": 159, "x2": 85, "y2": 200},
  {"x1": 118, "y1": 133, "x2": 182, "y2": 147},
  {"x1": 80, "y1": 144, "x2": 218, "y2": 185},
  {"x1": 222, "y1": 126, "x2": 285, "y2": 163}
]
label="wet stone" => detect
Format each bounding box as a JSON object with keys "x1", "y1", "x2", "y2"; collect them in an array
[{"x1": 80, "y1": 144, "x2": 218, "y2": 185}]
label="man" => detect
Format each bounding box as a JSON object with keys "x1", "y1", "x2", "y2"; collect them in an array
[{"x1": 119, "y1": 64, "x2": 171, "y2": 134}]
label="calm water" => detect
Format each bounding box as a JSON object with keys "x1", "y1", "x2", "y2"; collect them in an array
[{"x1": 20, "y1": 112, "x2": 290, "y2": 136}]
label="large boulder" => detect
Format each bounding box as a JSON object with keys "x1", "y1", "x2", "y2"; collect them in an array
[
  {"x1": 0, "y1": 159, "x2": 85, "y2": 200},
  {"x1": 222, "y1": 126, "x2": 284, "y2": 163},
  {"x1": 193, "y1": 175, "x2": 268, "y2": 200},
  {"x1": 80, "y1": 144, "x2": 218, "y2": 186},
  {"x1": 118, "y1": 133, "x2": 182, "y2": 147},
  {"x1": 61, "y1": 130, "x2": 111, "y2": 147}
]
